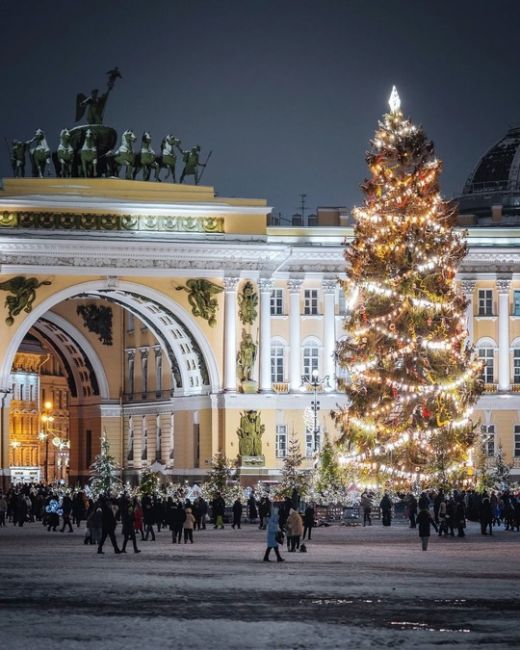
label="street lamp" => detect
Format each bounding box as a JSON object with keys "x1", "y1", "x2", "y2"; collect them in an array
[
  {"x1": 39, "y1": 401, "x2": 54, "y2": 484},
  {"x1": 302, "y1": 369, "x2": 329, "y2": 454}
]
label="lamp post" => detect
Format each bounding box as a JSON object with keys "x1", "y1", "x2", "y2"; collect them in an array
[
  {"x1": 39, "y1": 401, "x2": 54, "y2": 484},
  {"x1": 302, "y1": 369, "x2": 329, "y2": 455}
]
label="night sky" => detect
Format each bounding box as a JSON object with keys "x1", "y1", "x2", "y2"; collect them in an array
[{"x1": 1, "y1": 0, "x2": 520, "y2": 218}]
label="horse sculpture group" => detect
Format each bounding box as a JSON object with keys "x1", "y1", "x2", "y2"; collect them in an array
[{"x1": 9, "y1": 128, "x2": 209, "y2": 184}]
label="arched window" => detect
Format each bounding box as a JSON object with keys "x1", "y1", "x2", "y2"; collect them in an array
[
  {"x1": 476, "y1": 337, "x2": 497, "y2": 384},
  {"x1": 302, "y1": 338, "x2": 320, "y2": 378},
  {"x1": 271, "y1": 340, "x2": 285, "y2": 383}
]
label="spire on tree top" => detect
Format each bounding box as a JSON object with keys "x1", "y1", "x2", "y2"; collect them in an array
[{"x1": 388, "y1": 85, "x2": 401, "y2": 113}]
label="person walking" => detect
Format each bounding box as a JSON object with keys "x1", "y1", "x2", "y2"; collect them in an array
[
  {"x1": 60, "y1": 493, "x2": 74, "y2": 533},
  {"x1": 170, "y1": 501, "x2": 185, "y2": 543},
  {"x1": 212, "y1": 492, "x2": 225, "y2": 529},
  {"x1": 120, "y1": 498, "x2": 141, "y2": 554},
  {"x1": 360, "y1": 492, "x2": 372, "y2": 527},
  {"x1": 303, "y1": 503, "x2": 315, "y2": 540},
  {"x1": 263, "y1": 510, "x2": 285, "y2": 562},
  {"x1": 286, "y1": 508, "x2": 304, "y2": 552},
  {"x1": 0, "y1": 492, "x2": 7, "y2": 527},
  {"x1": 248, "y1": 493, "x2": 258, "y2": 524},
  {"x1": 142, "y1": 494, "x2": 156, "y2": 541},
  {"x1": 133, "y1": 499, "x2": 145, "y2": 540},
  {"x1": 183, "y1": 507, "x2": 195, "y2": 543},
  {"x1": 232, "y1": 498, "x2": 243, "y2": 529},
  {"x1": 258, "y1": 496, "x2": 271, "y2": 530},
  {"x1": 455, "y1": 499, "x2": 466, "y2": 538},
  {"x1": 197, "y1": 497, "x2": 208, "y2": 530},
  {"x1": 97, "y1": 498, "x2": 121, "y2": 554},
  {"x1": 380, "y1": 492, "x2": 392, "y2": 527},
  {"x1": 407, "y1": 493, "x2": 418, "y2": 529},
  {"x1": 480, "y1": 496, "x2": 493, "y2": 535},
  {"x1": 417, "y1": 506, "x2": 438, "y2": 551}
]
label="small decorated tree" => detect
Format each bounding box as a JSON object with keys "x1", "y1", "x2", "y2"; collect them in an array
[
  {"x1": 89, "y1": 430, "x2": 121, "y2": 497},
  {"x1": 139, "y1": 468, "x2": 160, "y2": 496},
  {"x1": 275, "y1": 434, "x2": 309, "y2": 498},
  {"x1": 202, "y1": 453, "x2": 240, "y2": 502},
  {"x1": 489, "y1": 445, "x2": 511, "y2": 490}
]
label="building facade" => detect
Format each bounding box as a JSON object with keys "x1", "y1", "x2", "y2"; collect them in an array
[{"x1": 1, "y1": 132, "x2": 520, "y2": 487}]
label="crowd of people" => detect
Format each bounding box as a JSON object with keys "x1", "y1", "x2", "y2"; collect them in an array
[{"x1": 1, "y1": 483, "x2": 519, "y2": 559}]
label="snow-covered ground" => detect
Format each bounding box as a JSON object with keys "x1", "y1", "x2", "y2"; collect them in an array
[{"x1": 1, "y1": 520, "x2": 519, "y2": 649}]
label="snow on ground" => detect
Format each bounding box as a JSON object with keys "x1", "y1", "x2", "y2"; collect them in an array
[{"x1": 1, "y1": 519, "x2": 519, "y2": 649}]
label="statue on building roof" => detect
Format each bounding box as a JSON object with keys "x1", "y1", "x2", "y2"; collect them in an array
[
  {"x1": 75, "y1": 67, "x2": 122, "y2": 125},
  {"x1": 179, "y1": 145, "x2": 212, "y2": 185}
]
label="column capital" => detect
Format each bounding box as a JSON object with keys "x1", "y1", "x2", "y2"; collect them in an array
[
  {"x1": 460, "y1": 279, "x2": 476, "y2": 294},
  {"x1": 258, "y1": 278, "x2": 273, "y2": 292},
  {"x1": 223, "y1": 277, "x2": 240, "y2": 292},
  {"x1": 322, "y1": 277, "x2": 338, "y2": 294},
  {"x1": 287, "y1": 278, "x2": 303, "y2": 294},
  {"x1": 496, "y1": 276, "x2": 512, "y2": 294}
]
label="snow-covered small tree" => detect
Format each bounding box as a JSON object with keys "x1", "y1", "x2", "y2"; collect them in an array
[
  {"x1": 489, "y1": 445, "x2": 511, "y2": 490},
  {"x1": 203, "y1": 453, "x2": 239, "y2": 501},
  {"x1": 139, "y1": 468, "x2": 160, "y2": 495},
  {"x1": 89, "y1": 431, "x2": 121, "y2": 497},
  {"x1": 275, "y1": 434, "x2": 309, "y2": 498}
]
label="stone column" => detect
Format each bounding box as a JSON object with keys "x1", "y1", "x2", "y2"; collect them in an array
[
  {"x1": 288, "y1": 279, "x2": 303, "y2": 391},
  {"x1": 322, "y1": 278, "x2": 337, "y2": 388},
  {"x1": 0, "y1": 390, "x2": 12, "y2": 491},
  {"x1": 223, "y1": 277, "x2": 240, "y2": 392},
  {"x1": 460, "y1": 279, "x2": 476, "y2": 345},
  {"x1": 258, "y1": 278, "x2": 273, "y2": 392},
  {"x1": 497, "y1": 276, "x2": 512, "y2": 391}
]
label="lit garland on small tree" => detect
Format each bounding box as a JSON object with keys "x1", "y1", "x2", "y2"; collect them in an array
[
  {"x1": 89, "y1": 430, "x2": 121, "y2": 496},
  {"x1": 334, "y1": 87, "x2": 483, "y2": 488},
  {"x1": 275, "y1": 433, "x2": 309, "y2": 498},
  {"x1": 202, "y1": 453, "x2": 240, "y2": 502},
  {"x1": 139, "y1": 468, "x2": 160, "y2": 495}
]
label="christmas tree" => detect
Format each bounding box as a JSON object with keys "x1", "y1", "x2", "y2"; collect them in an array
[
  {"x1": 334, "y1": 87, "x2": 482, "y2": 488},
  {"x1": 202, "y1": 453, "x2": 240, "y2": 502},
  {"x1": 488, "y1": 445, "x2": 511, "y2": 490},
  {"x1": 139, "y1": 468, "x2": 160, "y2": 495},
  {"x1": 275, "y1": 433, "x2": 309, "y2": 498},
  {"x1": 89, "y1": 430, "x2": 122, "y2": 496}
]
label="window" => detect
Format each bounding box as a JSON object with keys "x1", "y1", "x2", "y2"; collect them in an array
[
  {"x1": 270, "y1": 289, "x2": 284, "y2": 315},
  {"x1": 141, "y1": 350, "x2": 148, "y2": 396},
  {"x1": 275, "y1": 425, "x2": 287, "y2": 458},
  {"x1": 481, "y1": 424, "x2": 495, "y2": 456},
  {"x1": 478, "y1": 289, "x2": 493, "y2": 316},
  {"x1": 127, "y1": 417, "x2": 134, "y2": 461},
  {"x1": 514, "y1": 291, "x2": 520, "y2": 316},
  {"x1": 155, "y1": 349, "x2": 162, "y2": 396},
  {"x1": 271, "y1": 344, "x2": 285, "y2": 383},
  {"x1": 126, "y1": 351, "x2": 135, "y2": 396},
  {"x1": 478, "y1": 348, "x2": 494, "y2": 383},
  {"x1": 515, "y1": 425, "x2": 520, "y2": 457},
  {"x1": 141, "y1": 416, "x2": 148, "y2": 461},
  {"x1": 126, "y1": 312, "x2": 134, "y2": 333},
  {"x1": 303, "y1": 342, "x2": 319, "y2": 378},
  {"x1": 514, "y1": 350, "x2": 520, "y2": 384},
  {"x1": 156, "y1": 415, "x2": 162, "y2": 462},
  {"x1": 338, "y1": 290, "x2": 347, "y2": 315},
  {"x1": 304, "y1": 289, "x2": 319, "y2": 315}
]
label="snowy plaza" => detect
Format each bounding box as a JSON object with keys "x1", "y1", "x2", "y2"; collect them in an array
[{"x1": 1, "y1": 519, "x2": 519, "y2": 649}]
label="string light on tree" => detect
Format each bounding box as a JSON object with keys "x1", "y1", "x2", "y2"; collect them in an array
[{"x1": 334, "y1": 87, "x2": 483, "y2": 488}]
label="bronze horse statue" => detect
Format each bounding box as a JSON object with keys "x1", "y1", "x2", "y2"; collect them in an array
[{"x1": 106, "y1": 129, "x2": 136, "y2": 179}]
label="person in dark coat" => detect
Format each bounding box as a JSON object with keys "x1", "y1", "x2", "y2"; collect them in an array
[
  {"x1": 278, "y1": 496, "x2": 292, "y2": 530},
  {"x1": 142, "y1": 494, "x2": 156, "y2": 541},
  {"x1": 170, "y1": 502, "x2": 186, "y2": 543},
  {"x1": 258, "y1": 496, "x2": 271, "y2": 530},
  {"x1": 407, "y1": 493, "x2": 418, "y2": 528},
  {"x1": 418, "y1": 492, "x2": 430, "y2": 511},
  {"x1": 455, "y1": 499, "x2": 466, "y2": 537},
  {"x1": 60, "y1": 494, "x2": 73, "y2": 532},
  {"x1": 197, "y1": 497, "x2": 208, "y2": 530},
  {"x1": 380, "y1": 493, "x2": 392, "y2": 526},
  {"x1": 417, "y1": 507, "x2": 438, "y2": 550},
  {"x1": 303, "y1": 504, "x2": 315, "y2": 540},
  {"x1": 97, "y1": 498, "x2": 121, "y2": 554},
  {"x1": 72, "y1": 491, "x2": 86, "y2": 527},
  {"x1": 479, "y1": 496, "x2": 493, "y2": 535},
  {"x1": 248, "y1": 494, "x2": 258, "y2": 523},
  {"x1": 263, "y1": 510, "x2": 285, "y2": 562},
  {"x1": 120, "y1": 497, "x2": 141, "y2": 553},
  {"x1": 212, "y1": 493, "x2": 226, "y2": 529},
  {"x1": 15, "y1": 493, "x2": 28, "y2": 527},
  {"x1": 433, "y1": 489, "x2": 444, "y2": 524},
  {"x1": 232, "y1": 498, "x2": 243, "y2": 529}
]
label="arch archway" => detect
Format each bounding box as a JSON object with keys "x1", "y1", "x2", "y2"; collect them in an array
[{"x1": 0, "y1": 280, "x2": 219, "y2": 395}]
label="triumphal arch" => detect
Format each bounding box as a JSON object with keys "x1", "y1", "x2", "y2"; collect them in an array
[{"x1": 0, "y1": 177, "x2": 343, "y2": 487}]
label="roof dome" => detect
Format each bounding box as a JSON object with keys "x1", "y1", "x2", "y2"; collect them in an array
[{"x1": 457, "y1": 127, "x2": 520, "y2": 226}]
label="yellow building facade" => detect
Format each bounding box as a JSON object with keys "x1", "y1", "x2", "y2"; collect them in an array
[{"x1": 0, "y1": 173, "x2": 519, "y2": 488}]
